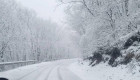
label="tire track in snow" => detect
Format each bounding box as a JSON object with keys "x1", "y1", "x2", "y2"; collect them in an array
[
  {"x1": 46, "y1": 65, "x2": 82, "y2": 80},
  {"x1": 16, "y1": 64, "x2": 50, "y2": 80},
  {"x1": 57, "y1": 67, "x2": 63, "y2": 80},
  {"x1": 45, "y1": 65, "x2": 61, "y2": 80},
  {"x1": 32, "y1": 64, "x2": 57, "y2": 80},
  {"x1": 58, "y1": 67, "x2": 82, "y2": 80},
  {"x1": 43, "y1": 66, "x2": 57, "y2": 80}
]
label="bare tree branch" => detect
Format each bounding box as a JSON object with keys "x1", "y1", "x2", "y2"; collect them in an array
[
  {"x1": 82, "y1": 0, "x2": 94, "y2": 16},
  {"x1": 56, "y1": 0, "x2": 94, "y2": 17}
]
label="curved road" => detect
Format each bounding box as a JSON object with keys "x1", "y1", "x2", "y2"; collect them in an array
[{"x1": 0, "y1": 59, "x2": 82, "y2": 80}]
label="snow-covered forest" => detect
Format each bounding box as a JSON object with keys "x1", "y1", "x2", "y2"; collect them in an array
[{"x1": 0, "y1": 0, "x2": 80, "y2": 63}]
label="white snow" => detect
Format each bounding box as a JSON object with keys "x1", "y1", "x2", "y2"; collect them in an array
[
  {"x1": 0, "y1": 62, "x2": 52, "y2": 80},
  {"x1": 68, "y1": 60, "x2": 140, "y2": 80},
  {"x1": 0, "y1": 59, "x2": 81, "y2": 80},
  {"x1": 1, "y1": 59, "x2": 140, "y2": 80}
]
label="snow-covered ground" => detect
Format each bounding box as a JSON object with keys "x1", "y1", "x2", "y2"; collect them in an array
[
  {"x1": 0, "y1": 59, "x2": 140, "y2": 80},
  {"x1": 0, "y1": 59, "x2": 81, "y2": 80},
  {"x1": 68, "y1": 60, "x2": 140, "y2": 80}
]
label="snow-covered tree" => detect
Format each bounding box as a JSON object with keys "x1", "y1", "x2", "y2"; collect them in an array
[{"x1": 60, "y1": 0, "x2": 140, "y2": 57}]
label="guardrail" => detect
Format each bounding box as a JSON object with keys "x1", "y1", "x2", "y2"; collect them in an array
[{"x1": 0, "y1": 60, "x2": 37, "y2": 72}]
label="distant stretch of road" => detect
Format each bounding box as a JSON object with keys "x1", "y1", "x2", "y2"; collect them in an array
[{"x1": 0, "y1": 59, "x2": 82, "y2": 80}]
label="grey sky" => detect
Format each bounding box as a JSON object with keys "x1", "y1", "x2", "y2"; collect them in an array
[{"x1": 16, "y1": 0, "x2": 65, "y2": 24}]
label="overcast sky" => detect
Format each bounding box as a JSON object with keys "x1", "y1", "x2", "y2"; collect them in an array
[{"x1": 16, "y1": 0, "x2": 66, "y2": 24}]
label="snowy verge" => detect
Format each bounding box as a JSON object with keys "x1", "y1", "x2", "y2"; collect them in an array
[{"x1": 68, "y1": 61, "x2": 140, "y2": 80}]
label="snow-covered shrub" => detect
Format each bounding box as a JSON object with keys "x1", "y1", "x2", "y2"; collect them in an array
[
  {"x1": 123, "y1": 31, "x2": 140, "y2": 49},
  {"x1": 87, "y1": 31, "x2": 140, "y2": 67},
  {"x1": 87, "y1": 46, "x2": 122, "y2": 67},
  {"x1": 88, "y1": 52, "x2": 103, "y2": 66},
  {"x1": 120, "y1": 53, "x2": 135, "y2": 65},
  {"x1": 108, "y1": 47, "x2": 121, "y2": 67},
  {"x1": 135, "y1": 54, "x2": 140, "y2": 61}
]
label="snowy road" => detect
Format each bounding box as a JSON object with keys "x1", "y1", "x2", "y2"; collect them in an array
[{"x1": 0, "y1": 59, "x2": 82, "y2": 80}]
